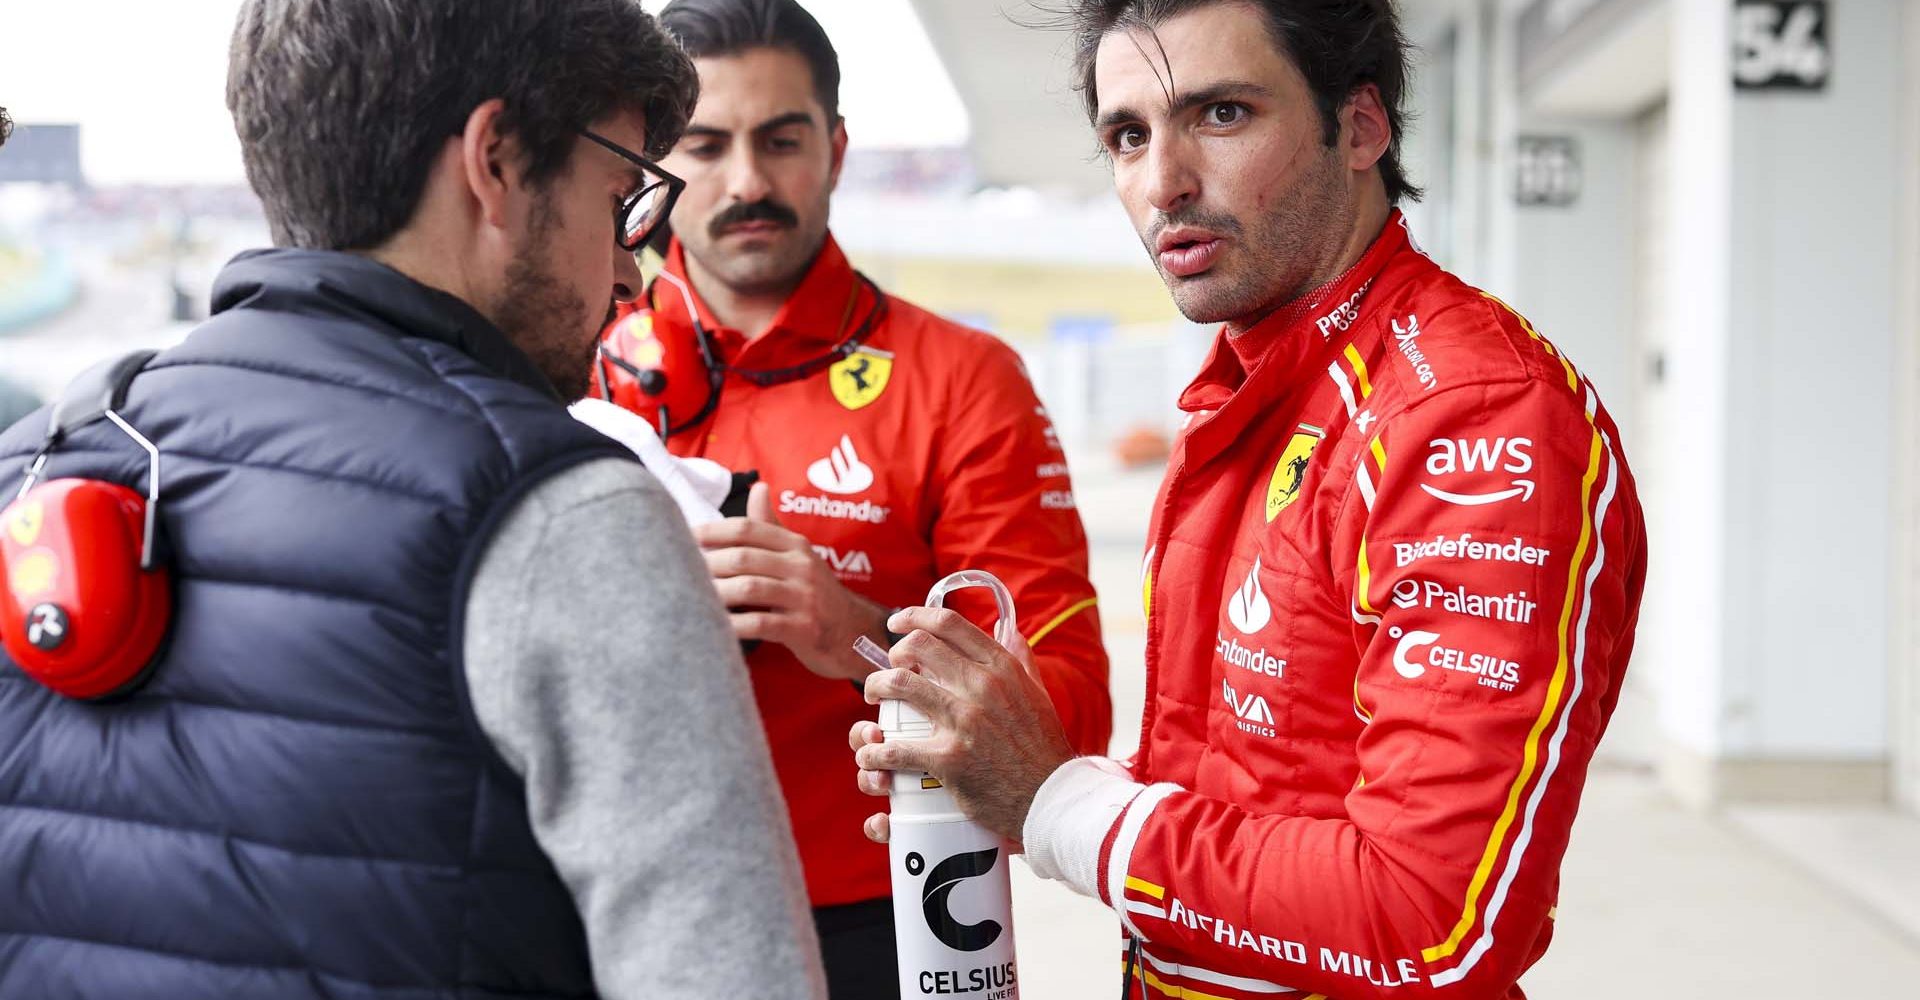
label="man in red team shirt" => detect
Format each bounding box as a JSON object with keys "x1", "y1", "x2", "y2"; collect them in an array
[
  {"x1": 853, "y1": 2, "x2": 1647, "y2": 997},
  {"x1": 593, "y1": 1, "x2": 1111, "y2": 995}
]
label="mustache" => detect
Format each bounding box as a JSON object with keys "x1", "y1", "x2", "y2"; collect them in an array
[
  {"x1": 709, "y1": 199, "x2": 799, "y2": 238},
  {"x1": 1145, "y1": 207, "x2": 1243, "y2": 247}
]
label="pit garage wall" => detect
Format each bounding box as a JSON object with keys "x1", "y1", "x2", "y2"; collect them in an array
[
  {"x1": 1716, "y1": 0, "x2": 1900, "y2": 780},
  {"x1": 1493, "y1": 0, "x2": 1906, "y2": 801}
]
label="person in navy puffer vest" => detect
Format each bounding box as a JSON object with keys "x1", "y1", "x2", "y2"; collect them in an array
[{"x1": 0, "y1": 2, "x2": 826, "y2": 998}]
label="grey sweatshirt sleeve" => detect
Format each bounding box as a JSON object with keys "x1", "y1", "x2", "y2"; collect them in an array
[{"x1": 463, "y1": 457, "x2": 826, "y2": 1000}]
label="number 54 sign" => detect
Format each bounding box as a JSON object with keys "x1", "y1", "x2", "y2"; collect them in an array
[{"x1": 1734, "y1": 1, "x2": 1831, "y2": 90}]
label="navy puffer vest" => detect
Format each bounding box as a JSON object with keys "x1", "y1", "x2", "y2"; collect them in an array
[{"x1": 0, "y1": 250, "x2": 629, "y2": 999}]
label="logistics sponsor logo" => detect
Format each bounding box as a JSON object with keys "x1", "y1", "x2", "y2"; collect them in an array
[
  {"x1": 779, "y1": 491, "x2": 891, "y2": 524},
  {"x1": 813, "y1": 545, "x2": 874, "y2": 580},
  {"x1": 1391, "y1": 314, "x2": 1438, "y2": 391},
  {"x1": 1389, "y1": 579, "x2": 1537, "y2": 624},
  {"x1": 1222, "y1": 679, "x2": 1276, "y2": 738},
  {"x1": 1039, "y1": 490, "x2": 1077, "y2": 511},
  {"x1": 1215, "y1": 632, "x2": 1286, "y2": 679},
  {"x1": 806, "y1": 434, "x2": 876, "y2": 494},
  {"x1": 1316, "y1": 279, "x2": 1372, "y2": 338},
  {"x1": 1266, "y1": 428, "x2": 1321, "y2": 521},
  {"x1": 1420, "y1": 436, "x2": 1536, "y2": 506},
  {"x1": 1226, "y1": 557, "x2": 1273, "y2": 634},
  {"x1": 1392, "y1": 533, "x2": 1550, "y2": 569},
  {"x1": 1388, "y1": 626, "x2": 1522, "y2": 692}
]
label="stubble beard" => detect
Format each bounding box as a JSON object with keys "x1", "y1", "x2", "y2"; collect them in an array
[
  {"x1": 1153, "y1": 149, "x2": 1353, "y2": 330},
  {"x1": 493, "y1": 193, "x2": 595, "y2": 402}
]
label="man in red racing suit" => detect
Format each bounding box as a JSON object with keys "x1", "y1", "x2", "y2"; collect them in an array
[{"x1": 850, "y1": 3, "x2": 1645, "y2": 998}]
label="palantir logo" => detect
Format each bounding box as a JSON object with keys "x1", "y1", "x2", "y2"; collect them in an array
[
  {"x1": 1227, "y1": 557, "x2": 1273, "y2": 635},
  {"x1": 806, "y1": 434, "x2": 875, "y2": 494},
  {"x1": 909, "y1": 847, "x2": 1004, "y2": 952}
]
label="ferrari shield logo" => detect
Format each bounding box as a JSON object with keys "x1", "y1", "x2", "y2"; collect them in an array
[
  {"x1": 6, "y1": 500, "x2": 43, "y2": 546},
  {"x1": 614, "y1": 312, "x2": 665, "y2": 368},
  {"x1": 1266, "y1": 426, "x2": 1323, "y2": 522},
  {"x1": 830, "y1": 348, "x2": 893, "y2": 411}
]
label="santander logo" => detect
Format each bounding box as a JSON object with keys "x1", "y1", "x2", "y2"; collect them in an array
[
  {"x1": 1227, "y1": 558, "x2": 1273, "y2": 635},
  {"x1": 806, "y1": 435, "x2": 875, "y2": 495}
]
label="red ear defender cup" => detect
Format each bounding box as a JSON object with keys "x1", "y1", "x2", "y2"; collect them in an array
[
  {"x1": 1, "y1": 478, "x2": 172, "y2": 700},
  {"x1": 594, "y1": 304, "x2": 713, "y2": 434}
]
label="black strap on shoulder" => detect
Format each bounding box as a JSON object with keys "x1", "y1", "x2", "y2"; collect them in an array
[{"x1": 46, "y1": 349, "x2": 159, "y2": 445}]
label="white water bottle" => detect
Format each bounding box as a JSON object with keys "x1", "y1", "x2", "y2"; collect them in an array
[{"x1": 855, "y1": 570, "x2": 1021, "y2": 1000}]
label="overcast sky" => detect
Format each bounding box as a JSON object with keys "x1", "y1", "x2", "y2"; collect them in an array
[{"x1": 0, "y1": 0, "x2": 970, "y2": 185}]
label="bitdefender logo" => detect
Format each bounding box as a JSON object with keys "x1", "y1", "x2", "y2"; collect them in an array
[
  {"x1": 1227, "y1": 558, "x2": 1272, "y2": 634},
  {"x1": 907, "y1": 847, "x2": 1004, "y2": 952},
  {"x1": 807, "y1": 434, "x2": 875, "y2": 494}
]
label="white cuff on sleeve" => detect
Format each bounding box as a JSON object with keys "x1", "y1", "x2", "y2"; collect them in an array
[{"x1": 1020, "y1": 756, "x2": 1143, "y2": 900}]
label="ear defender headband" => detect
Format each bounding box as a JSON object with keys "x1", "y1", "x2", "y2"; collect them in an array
[{"x1": 1, "y1": 351, "x2": 173, "y2": 700}]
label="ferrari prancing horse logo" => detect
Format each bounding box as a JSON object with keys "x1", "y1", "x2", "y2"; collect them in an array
[
  {"x1": 1266, "y1": 426, "x2": 1323, "y2": 521},
  {"x1": 830, "y1": 348, "x2": 894, "y2": 410}
]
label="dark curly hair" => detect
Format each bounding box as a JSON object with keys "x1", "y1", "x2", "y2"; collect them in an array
[
  {"x1": 1054, "y1": 0, "x2": 1421, "y2": 203},
  {"x1": 0, "y1": 107, "x2": 12, "y2": 149},
  {"x1": 228, "y1": 0, "x2": 699, "y2": 250}
]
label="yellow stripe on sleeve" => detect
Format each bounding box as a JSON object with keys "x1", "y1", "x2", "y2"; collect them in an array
[
  {"x1": 1423, "y1": 426, "x2": 1606, "y2": 963},
  {"x1": 1343, "y1": 344, "x2": 1373, "y2": 398},
  {"x1": 1356, "y1": 535, "x2": 1378, "y2": 616},
  {"x1": 1029, "y1": 596, "x2": 1099, "y2": 648}
]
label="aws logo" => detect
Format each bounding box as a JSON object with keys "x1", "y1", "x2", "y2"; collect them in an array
[
  {"x1": 905, "y1": 847, "x2": 1004, "y2": 952},
  {"x1": 1421, "y1": 436, "x2": 1535, "y2": 506}
]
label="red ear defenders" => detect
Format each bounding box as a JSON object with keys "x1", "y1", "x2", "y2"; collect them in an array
[
  {"x1": 0, "y1": 350, "x2": 172, "y2": 700},
  {"x1": 593, "y1": 269, "x2": 890, "y2": 439}
]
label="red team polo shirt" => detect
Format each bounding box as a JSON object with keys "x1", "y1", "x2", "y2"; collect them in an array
[{"x1": 599, "y1": 235, "x2": 1112, "y2": 907}]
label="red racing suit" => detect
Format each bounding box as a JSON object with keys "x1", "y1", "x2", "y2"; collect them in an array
[
  {"x1": 599, "y1": 235, "x2": 1111, "y2": 908},
  {"x1": 1023, "y1": 213, "x2": 1645, "y2": 999}
]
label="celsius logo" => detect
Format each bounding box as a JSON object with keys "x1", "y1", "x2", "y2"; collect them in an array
[
  {"x1": 906, "y1": 848, "x2": 1004, "y2": 952},
  {"x1": 1390, "y1": 626, "x2": 1440, "y2": 678},
  {"x1": 1387, "y1": 626, "x2": 1522, "y2": 691},
  {"x1": 807, "y1": 435, "x2": 875, "y2": 494},
  {"x1": 1227, "y1": 558, "x2": 1272, "y2": 634}
]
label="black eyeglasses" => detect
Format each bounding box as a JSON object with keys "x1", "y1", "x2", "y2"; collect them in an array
[{"x1": 580, "y1": 129, "x2": 685, "y2": 251}]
